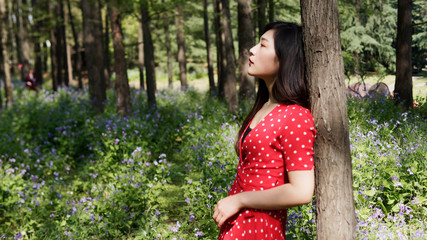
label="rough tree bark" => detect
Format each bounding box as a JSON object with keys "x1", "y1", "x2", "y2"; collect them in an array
[
  {"x1": 175, "y1": 4, "x2": 188, "y2": 90},
  {"x1": 82, "y1": 0, "x2": 107, "y2": 113},
  {"x1": 141, "y1": 0, "x2": 156, "y2": 108},
  {"x1": 220, "y1": 0, "x2": 238, "y2": 112},
  {"x1": 394, "y1": 0, "x2": 413, "y2": 110},
  {"x1": 109, "y1": 0, "x2": 131, "y2": 116},
  {"x1": 0, "y1": 0, "x2": 12, "y2": 108},
  {"x1": 300, "y1": 0, "x2": 356, "y2": 239},
  {"x1": 237, "y1": 0, "x2": 255, "y2": 99},
  {"x1": 203, "y1": 0, "x2": 215, "y2": 94}
]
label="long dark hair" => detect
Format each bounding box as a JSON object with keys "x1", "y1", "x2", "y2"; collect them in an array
[{"x1": 234, "y1": 21, "x2": 309, "y2": 154}]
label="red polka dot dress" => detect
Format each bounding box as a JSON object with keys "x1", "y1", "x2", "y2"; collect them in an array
[{"x1": 218, "y1": 104, "x2": 316, "y2": 240}]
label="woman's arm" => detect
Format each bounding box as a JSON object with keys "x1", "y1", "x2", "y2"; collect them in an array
[{"x1": 213, "y1": 169, "x2": 314, "y2": 228}]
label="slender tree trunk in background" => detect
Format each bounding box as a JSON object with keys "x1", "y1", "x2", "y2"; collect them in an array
[
  {"x1": 0, "y1": 77, "x2": 2, "y2": 110},
  {"x1": 54, "y1": 1, "x2": 64, "y2": 87},
  {"x1": 34, "y1": 42, "x2": 43, "y2": 87},
  {"x1": 138, "y1": 20, "x2": 145, "y2": 90},
  {"x1": 66, "y1": 42, "x2": 73, "y2": 86},
  {"x1": 175, "y1": 5, "x2": 187, "y2": 90},
  {"x1": 162, "y1": 0, "x2": 173, "y2": 89},
  {"x1": 49, "y1": 2, "x2": 58, "y2": 91},
  {"x1": 203, "y1": 0, "x2": 215, "y2": 94},
  {"x1": 257, "y1": 0, "x2": 266, "y2": 38},
  {"x1": 164, "y1": 19, "x2": 173, "y2": 89},
  {"x1": 141, "y1": 0, "x2": 156, "y2": 108},
  {"x1": 32, "y1": 0, "x2": 44, "y2": 87},
  {"x1": 268, "y1": 0, "x2": 274, "y2": 22},
  {"x1": 213, "y1": 0, "x2": 225, "y2": 98},
  {"x1": 59, "y1": 0, "x2": 69, "y2": 87},
  {"x1": 110, "y1": 0, "x2": 131, "y2": 116},
  {"x1": 15, "y1": 0, "x2": 31, "y2": 81},
  {"x1": 220, "y1": 0, "x2": 238, "y2": 112},
  {"x1": 394, "y1": 0, "x2": 413, "y2": 110},
  {"x1": 82, "y1": 0, "x2": 107, "y2": 113},
  {"x1": 102, "y1": 3, "x2": 111, "y2": 89},
  {"x1": 0, "y1": 0, "x2": 12, "y2": 108},
  {"x1": 301, "y1": 0, "x2": 356, "y2": 239},
  {"x1": 237, "y1": 0, "x2": 255, "y2": 99},
  {"x1": 63, "y1": 0, "x2": 73, "y2": 86},
  {"x1": 42, "y1": 42, "x2": 48, "y2": 73},
  {"x1": 66, "y1": 0, "x2": 83, "y2": 89},
  {"x1": 6, "y1": 0, "x2": 18, "y2": 75}
]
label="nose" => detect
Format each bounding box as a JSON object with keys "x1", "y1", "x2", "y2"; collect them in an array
[{"x1": 249, "y1": 45, "x2": 256, "y2": 56}]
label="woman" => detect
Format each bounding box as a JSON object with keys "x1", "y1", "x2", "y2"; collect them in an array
[{"x1": 213, "y1": 21, "x2": 316, "y2": 239}]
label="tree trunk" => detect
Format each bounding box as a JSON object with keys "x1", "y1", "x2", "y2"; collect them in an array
[
  {"x1": 6, "y1": 0, "x2": 18, "y2": 75},
  {"x1": 300, "y1": 0, "x2": 356, "y2": 239},
  {"x1": 42, "y1": 42, "x2": 48, "y2": 73},
  {"x1": 220, "y1": 0, "x2": 238, "y2": 112},
  {"x1": 268, "y1": 0, "x2": 274, "y2": 23},
  {"x1": 49, "y1": 2, "x2": 58, "y2": 91},
  {"x1": 213, "y1": 0, "x2": 225, "y2": 98},
  {"x1": 82, "y1": 0, "x2": 107, "y2": 113},
  {"x1": 32, "y1": 0, "x2": 44, "y2": 87},
  {"x1": 55, "y1": 1, "x2": 64, "y2": 87},
  {"x1": 102, "y1": 2, "x2": 111, "y2": 88},
  {"x1": 163, "y1": 1, "x2": 173, "y2": 88},
  {"x1": 59, "y1": 0, "x2": 70, "y2": 87},
  {"x1": 237, "y1": 0, "x2": 255, "y2": 99},
  {"x1": 66, "y1": 0, "x2": 83, "y2": 89},
  {"x1": 138, "y1": 20, "x2": 145, "y2": 90},
  {"x1": 34, "y1": 42, "x2": 43, "y2": 87},
  {"x1": 109, "y1": 0, "x2": 131, "y2": 116},
  {"x1": 394, "y1": 0, "x2": 413, "y2": 110},
  {"x1": 175, "y1": 5, "x2": 188, "y2": 90},
  {"x1": 141, "y1": 0, "x2": 156, "y2": 108},
  {"x1": 63, "y1": 0, "x2": 73, "y2": 86},
  {"x1": 203, "y1": 0, "x2": 215, "y2": 94},
  {"x1": 257, "y1": 0, "x2": 266, "y2": 38},
  {"x1": 15, "y1": 0, "x2": 31, "y2": 81},
  {"x1": 0, "y1": 0, "x2": 12, "y2": 108}
]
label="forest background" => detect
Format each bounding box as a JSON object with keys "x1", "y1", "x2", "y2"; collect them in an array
[{"x1": 0, "y1": 0, "x2": 426, "y2": 239}]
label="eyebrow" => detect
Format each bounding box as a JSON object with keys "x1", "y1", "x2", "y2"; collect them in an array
[{"x1": 260, "y1": 37, "x2": 269, "y2": 42}]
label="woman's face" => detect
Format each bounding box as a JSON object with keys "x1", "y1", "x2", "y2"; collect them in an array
[{"x1": 248, "y1": 29, "x2": 279, "y2": 82}]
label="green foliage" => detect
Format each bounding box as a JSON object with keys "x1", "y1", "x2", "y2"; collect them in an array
[
  {"x1": 1, "y1": 86, "x2": 426, "y2": 239},
  {"x1": 412, "y1": 0, "x2": 427, "y2": 72},
  {"x1": 340, "y1": 0, "x2": 397, "y2": 76}
]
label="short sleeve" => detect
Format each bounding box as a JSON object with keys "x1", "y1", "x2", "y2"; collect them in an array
[{"x1": 278, "y1": 106, "x2": 316, "y2": 172}]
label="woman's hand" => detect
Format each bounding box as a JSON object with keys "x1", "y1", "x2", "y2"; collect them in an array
[{"x1": 213, "y1": 194, "x2": 243, "y2": 228}]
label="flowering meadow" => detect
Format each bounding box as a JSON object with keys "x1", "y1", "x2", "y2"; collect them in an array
[{"x1": 0, "y1": 86, "x2": 426, "y2": 239}]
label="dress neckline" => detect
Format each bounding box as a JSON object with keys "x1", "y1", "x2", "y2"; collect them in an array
[{"x1": 248, "y1": 103, "x2": 280, "y2": 130}]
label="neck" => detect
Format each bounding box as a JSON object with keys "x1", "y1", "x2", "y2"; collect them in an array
[{"x1": 265, "y1": 80, "x2": 277, "y2": 104}]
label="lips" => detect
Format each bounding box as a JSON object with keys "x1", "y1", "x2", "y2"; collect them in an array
[{"x1": 249, "y1": 58, "x2": 254, "y2": 66}]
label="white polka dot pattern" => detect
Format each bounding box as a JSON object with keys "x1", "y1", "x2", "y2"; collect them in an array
[{"x1": 218, "y1": 104, "x2": 316, "y2": 240}]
